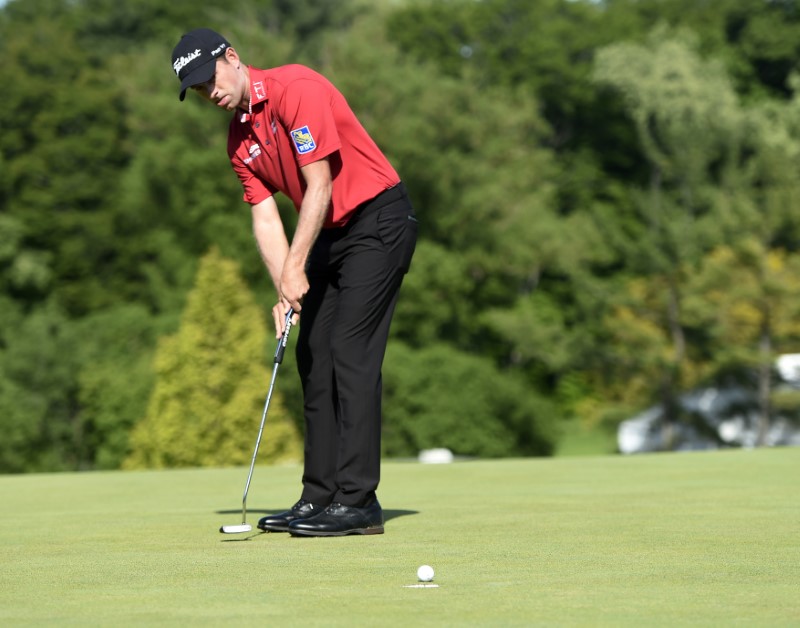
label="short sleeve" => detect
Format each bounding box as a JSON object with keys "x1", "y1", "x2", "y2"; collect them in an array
[{"x1": 277, "y1": 79, "x2": 342, "y2": 167}]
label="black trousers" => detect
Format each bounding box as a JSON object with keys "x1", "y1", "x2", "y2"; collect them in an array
[{"x1": 296, "y1": 183, "x2": 417, "y2": 507}]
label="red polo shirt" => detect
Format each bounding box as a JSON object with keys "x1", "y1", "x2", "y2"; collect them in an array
[{"x1": 227, "y1": 65, "x2": 400, "y2": 228}]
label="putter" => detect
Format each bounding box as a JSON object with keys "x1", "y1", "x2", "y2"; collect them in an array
[{"x1": 220, "y1": 308, "x2": 295, "y2": 534}]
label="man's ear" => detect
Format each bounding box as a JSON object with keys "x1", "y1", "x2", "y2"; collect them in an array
[{"x1": 225, "y1": 46, "x2": 240, "y2": 66}]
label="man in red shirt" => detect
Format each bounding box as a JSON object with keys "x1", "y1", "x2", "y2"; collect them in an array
[{"x1": 172, "y1": 29, "x2": 417, "y2": 536}]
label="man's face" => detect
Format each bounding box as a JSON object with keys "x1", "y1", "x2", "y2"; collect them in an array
[{"x1": 191, "y1": 50, "x2": 246, "y2": 111}]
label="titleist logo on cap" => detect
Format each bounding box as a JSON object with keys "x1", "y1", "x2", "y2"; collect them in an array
[
  {"x1": 173, "y1": 43, "x2": 227, "y2": 78},
  {"x1": 173, "y1": 48, "x2": 202, "y2": 77}
]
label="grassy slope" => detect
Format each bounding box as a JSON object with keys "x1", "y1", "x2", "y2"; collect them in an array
[{"x1": 1, "y1": 449, "x2": 798, "y2": 626}]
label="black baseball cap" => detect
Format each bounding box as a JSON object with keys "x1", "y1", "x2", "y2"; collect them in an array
[{"x1": 172, "y1": 28, "x2": 231, "y2": 101}]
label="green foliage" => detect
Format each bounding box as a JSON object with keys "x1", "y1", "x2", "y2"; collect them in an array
[
  {"x1": 70, "y1": 305, "x2": 162, "y2": 469},
  {"x1": 684, "y1": 243, "x2": 800, "y2": 366},
  {"x1": 594, "y1": 28, "x2": 744, "y2": 194},
  {"x1": 0, "y1": 303, "x2": 80, "y2": 471},
  {"x1": 383, "y1": 341, "x2": 558, "y2": 458},
  {"x1": 587, "y1": 23, "x2": 800, "y2": 428},
  {"x1": 5, "y1": 0, "x2": 800, "y2": 470},
  {"x1": 482, "y1": 292, "x2": 575, "y2": 372},
  {"x1": 0, "y1": 299, "x2": 165, "y2": 472},
  {"x1": 387, "y1": 0, "x2": 617, "y2": 132},
  {"x1": 603, "y1": 0, "x2": 800, "y2": 99},
  {"x1": 389, "y1": 241, "x2": 474, "y2": 347},
  {"x1": 1, "y1": 13, "x2": 128, "y2": 313},
  {"x1": 124, "y1": 248, "x2": 301, "y2": 469}
]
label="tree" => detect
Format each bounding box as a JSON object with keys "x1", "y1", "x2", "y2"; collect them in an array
[
  {"x1": 684, "y1": 243, "x2": 800, "y2": 444},
  {"x1": 0, "y1": 302, "x2": 80, "y2": 472},
  {"x1": 70, "y1": 305, "x2": 163, "y2": 469},
  {"x1": 124, "y1": 248, "x2": 301, "y2": 469},
  {"x1": 0, "y1": 11, "x2": 129, "y2": 315},
  {"x1": 591, "y1": 27, "x2": 800, "y2": 444},
  {"x1": 591, "y1": 29, "x2": 748, "y2": 427},
  {"x1": 382, "y1": 341, "x2": 559, "y2": 458},
  {"x1": 678, "y1": 87, "x2": 800, "y2": 444},
  {"x1": 602, "y1": 0, "x2": 800, "y2": 99}
]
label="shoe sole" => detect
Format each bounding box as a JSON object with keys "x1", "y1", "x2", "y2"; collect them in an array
[
  {"x1": 289, "y1": 526, "x2": 385, "y2": 537},
  {"x1": 257, "y1": 524, "x2": 290, "y2": 532}
]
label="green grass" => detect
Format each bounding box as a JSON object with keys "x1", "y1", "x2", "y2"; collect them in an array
[
  {"x1": 554, "y1": 419, "x2": 619, "y2": 457},
  {"x1": 1, "y1": 449, "x2": 798, "y2": 626}
]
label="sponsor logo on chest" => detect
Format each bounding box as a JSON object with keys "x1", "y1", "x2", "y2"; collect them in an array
[{"x1": 244, "y1": 142, "x2": 262, "y2": 165}]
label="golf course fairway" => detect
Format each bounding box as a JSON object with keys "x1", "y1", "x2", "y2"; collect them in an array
[{"x1": 1, "y1": 449, "x2": 797, "y2": 626}]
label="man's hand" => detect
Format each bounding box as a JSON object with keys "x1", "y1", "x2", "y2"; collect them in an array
[
  {"x1": 272, "y1": 301, "x2": 299, "y2": 338},
  {"x1": 279, "y1": 261, "x2": 309, "y2": 313}
]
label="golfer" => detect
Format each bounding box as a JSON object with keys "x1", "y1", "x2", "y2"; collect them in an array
[{"x1": 172, "y1": 29, "x2": 416, "y2": 536}]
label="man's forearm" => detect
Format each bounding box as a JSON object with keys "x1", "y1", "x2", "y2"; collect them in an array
[
  {"x1": 276, "y1": 158, "x2": 333, "y2": 310},
  {"x1": 285, "y1": 181, "x2": 331, "y2": 273},
  {"x1": 251, "y1": 198, "x2": 290, "y2": 291}
]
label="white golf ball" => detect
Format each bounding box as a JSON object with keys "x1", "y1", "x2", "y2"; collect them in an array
[{"x1": 417, "y1": 565, "x2": 434, "y2": 582}]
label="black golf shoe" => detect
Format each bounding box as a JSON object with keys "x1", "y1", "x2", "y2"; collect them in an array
[
  {"x1": 288, "y1": 500, "x2": 384, "y2": 537},
  {"x1": 257, "y1": 499, "x2": 325, "y2": 532}
]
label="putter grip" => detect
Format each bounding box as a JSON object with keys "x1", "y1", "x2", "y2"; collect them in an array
[{"x1": 274, "y1": 308, "x2": 294, "y2": 364}]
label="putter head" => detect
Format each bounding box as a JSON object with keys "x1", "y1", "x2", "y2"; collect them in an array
[{"x1": 220, "y1": 523, "x2": 253, "y2": 534}]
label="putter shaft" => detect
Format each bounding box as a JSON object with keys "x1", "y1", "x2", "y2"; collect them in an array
[{"x1": 222, "y1": 309, "x2": 294, "y2": 533}]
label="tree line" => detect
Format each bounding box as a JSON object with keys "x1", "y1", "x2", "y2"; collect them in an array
[{"x1": 3, "y1": 0, "x2": 800, "y2": 472}]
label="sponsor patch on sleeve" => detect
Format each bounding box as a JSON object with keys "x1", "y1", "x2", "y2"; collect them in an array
[{"x1": 291, "y1": 126, "x2": 317, "y2": 155}]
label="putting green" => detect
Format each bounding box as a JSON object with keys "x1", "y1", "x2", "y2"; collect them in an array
[{"x1": 1, "y1": 449, "x2": 798, "y2": 626}]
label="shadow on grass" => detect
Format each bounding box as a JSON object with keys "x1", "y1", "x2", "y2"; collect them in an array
[
  {"x1": 219, "y1": 531, "x2": 264, "y2": 542},
  {"x1": 216, "y1": 508, "x2": 418, "y2": 523},
  {"x1": 216, "y1": 508, "x2": 419, "y2": 542}
]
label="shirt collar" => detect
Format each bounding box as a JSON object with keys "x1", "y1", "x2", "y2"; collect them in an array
[
  {"x1": 250, "y1": 67, "x2": 268, "y2": 103},
  {"x1": 240, "y1": 66, "x2": 268, "y2": 123}
]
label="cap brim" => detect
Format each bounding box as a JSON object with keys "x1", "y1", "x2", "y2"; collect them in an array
[{"x1": 178, "y1": 58, "x2": 216, "y2": 101}]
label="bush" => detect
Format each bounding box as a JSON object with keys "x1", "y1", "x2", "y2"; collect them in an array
[
  {"x1": 382, "y1": 341, "x2": 559, "y2": 458},
  {"x1": 124, "y1": 248, "x2": 301, "y2": 469}
]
